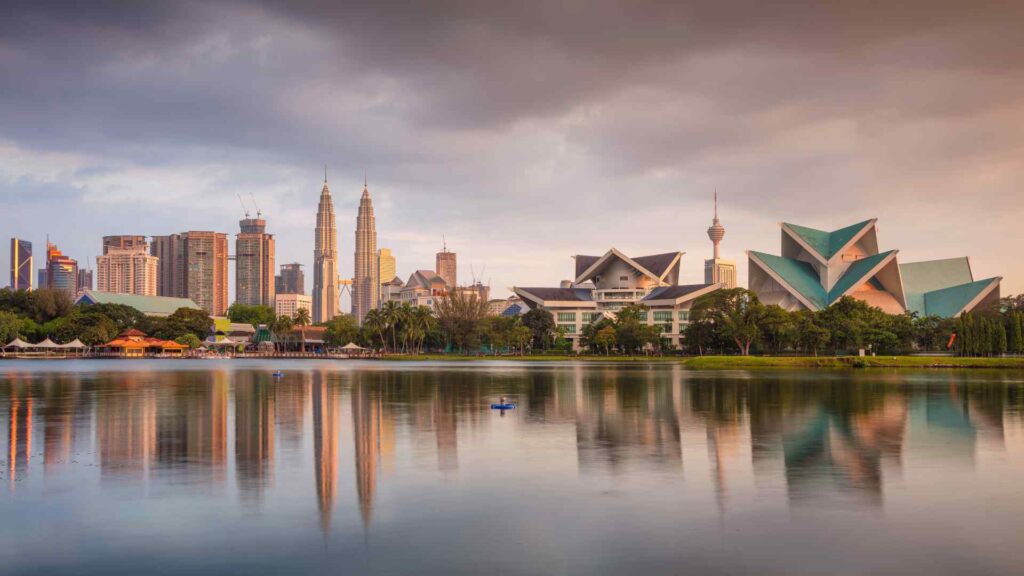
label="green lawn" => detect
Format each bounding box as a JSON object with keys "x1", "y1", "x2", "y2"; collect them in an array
[{"x1": 380, "y1": 353, "x2": 1024, "y2": 368}]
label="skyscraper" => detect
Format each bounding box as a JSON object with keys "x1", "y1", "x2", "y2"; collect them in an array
[
  {"x1": 436, "y1": 240, "x2": 456, "y2": 288},
  {"x1": 77, "y1": 268, "x2": 93, "y2": 293},
  {"x1": 236, "y1": 216, "x2": 275, "y2": 307},
  {"x1": 704, "y1": 192, "x2": 737, "y2": 289},
  {"x1": 276, "y1": 263, "x2": 304, "y2": 295},
  {"x1": 9, "y1": 238, "x2": 32, "y2": 291},
  {"x1": 313, "y1": 173, "x2": 339, "y2": 324},
  {"x1": 151, "y1": 232, "x2": 228, "y2": 314},
  {"x1": 151, "y1": 234, "x2": 185, "y2": 297},
  {"x1": 44, "y1": 242, "x2": 78, "y2": 293},
  {"x1": 377, "y1": 247, "x2": 396, "y2": 305},
  {"x1": 97, "y1": 237, "x2": 158, "y2": 295},
  {"x1": 352, "y1": 180, "x2": 378, "y2": 323},
  {"x1": 182, "y1": 231, "x2": 229, "y2": 316}
]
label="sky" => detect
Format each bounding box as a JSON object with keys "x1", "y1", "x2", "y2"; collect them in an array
[{"x1": 2, "y1": 0, "x2": 1022, "y2": 304}]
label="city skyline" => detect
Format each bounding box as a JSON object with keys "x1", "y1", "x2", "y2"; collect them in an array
[{"x1": 1, "y1": 2, "x2": 1021, "y2": 300}]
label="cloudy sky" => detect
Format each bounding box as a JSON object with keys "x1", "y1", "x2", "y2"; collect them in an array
[{"x1": 2, "y1": 0, "x2": 1022, "y2": 304}]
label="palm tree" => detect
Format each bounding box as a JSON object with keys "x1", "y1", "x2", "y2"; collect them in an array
[
  {"x1": 411, "y1": 305, "x2": 435, "y2": 353},
  {"x1": 381, "y1": 301, "x2": 402, "y2": 353},
  {"x1": 271, "y1": 315, "x2": 294, "y2": 353},
  {"x1": 364, "y1": 309, "x2": 387, "y2": 352},
  {"x1": 294, "y1": 308, "x2": 311, "y2": 353},
  {"x1": 398, "y1": 303, "x2": 414, "y2": 352}
]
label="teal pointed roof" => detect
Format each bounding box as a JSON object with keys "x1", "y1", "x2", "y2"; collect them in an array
[
  {"x1": 75, "y1": 290, "x2": 200, "y2": 316},
  {"x1": 827, "y1": 250, "x2": 897, "y2": 304},
  {"x1": 900, "y1": 258, "x2": 974, "y2": 316},
  {"x1": 921, "y1": 278, "x2": 999, "y2": 318},
  {"x1": 783, "y1": 219, "x2": 874, "y2": 261},
  {"x1": 749, "y1": 251, "x2": 826, "y2": 309}
]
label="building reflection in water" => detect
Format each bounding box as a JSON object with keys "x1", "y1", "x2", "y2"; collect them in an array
[
  {"x1": 311, "y1": 371, "x2": 339, "y2": 534},
  {"x1": 352, "y1": 375, "x2": 383, "y2": 529},
  {"x1": 96, "y1": 375, "x2": 157, "y2": 480},
  {"x1": 235, "y1": 373, "x2": 275, "y2": 503},
  {"x1": 154, "y1": 371, "x2": 228, "y2": 485},
  {"x1": 7, "y1": 383, "x2": 32, "y2": 490}
]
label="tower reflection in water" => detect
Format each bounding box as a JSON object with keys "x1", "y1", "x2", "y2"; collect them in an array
[{"x1": 1, "y1": 364, "x2": 1021, "y2": 533}]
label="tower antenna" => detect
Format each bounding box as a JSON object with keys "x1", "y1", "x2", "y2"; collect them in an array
[
  {"x1": 442, "y1": 234, "x2": 447, "y2": 252},
  {"x1": 324, "y1": 164, "x2": 328, "y2": 183}
]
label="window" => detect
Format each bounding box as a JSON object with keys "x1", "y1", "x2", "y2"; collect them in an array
[
  {"x1": 653, "y1": 311, "x2": 673, "y2": 322},
  {"x1": 678, "y1": 310, "x2": 690, "y2": 322},
  {"x1": 619, "y1": 276, "x2": 629, "y2": 281},
  {"x1": 558, "y1": 324, "x2": 577, "y2": 334},
  {"x1": 584, "y1": 312, "x2": 603, "y2": 323},
  {"x1": 557, "y1": 312, "x2": 576, "y2": 323}
]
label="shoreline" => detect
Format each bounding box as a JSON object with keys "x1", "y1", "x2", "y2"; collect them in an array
[{"x1": 2, "y1": 354, "x2": 1024, "y2": 369}]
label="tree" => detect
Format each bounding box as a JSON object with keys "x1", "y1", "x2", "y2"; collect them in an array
[
  {"x1": 689, "y1": 288, "x2": 767, "y2": 356},
  {"x1": 594, "y1": 326, "x2": 617, "y2": 355},
  {"x1": 0, "y1": 311, "x2": 37, "y2": 344},
  {"x1": 793, "y1": 310, "x2": 830, "y2": 356},
  {"x1": 227, "y1": 303, "x2": 276, "y2": 327},
  {"x1": 323, "y1": 314, "x2": 360, "y2": 348},
  {"x1": 434, "y1": 290, "x2": 489, "y2": 353},
  {"x1": 758, "y1": 305, "x2": 795, "y2": 354},
  {"x1": 175, "y1": 333, "x2": 203, "y2": 349},
  {"x1": 363, "y1": 309, "x2": 388, "y2": 352},
  {"x1": 1010, "y1": 312, "x2": 1024, "y2": 354},
  {"x1": 521, "y1": 308, "x2": 556, "y2": 350},
  {"x1": 510, "y1": 325, "x2": 532, "y2": 355},
  {"x1": 271, "y1": 315, "x2": 294, "y2": 352},
  {"x1": 294, "y1": 307, "x2": 311, "y2": 353}
]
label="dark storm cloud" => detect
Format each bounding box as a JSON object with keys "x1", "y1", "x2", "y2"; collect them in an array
[{"x1": 0, "y1": 0, "x2": 1022, "y2": 293}]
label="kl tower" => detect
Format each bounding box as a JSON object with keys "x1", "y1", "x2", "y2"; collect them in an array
[{"x1": 704, "y1": 192, "x2": 736, "y2": 288}]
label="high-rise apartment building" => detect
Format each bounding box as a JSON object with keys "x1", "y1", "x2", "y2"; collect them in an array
[
  {"x1": 377, "y1": 248, "x2": 396, "y2": 305},
  {"x1": 97, "y1": 237, "x2": 159, "y2": 296},
  {"x1": 151, "y1": 234, "x2": 185, "y2": 297},
  {"x1": 276, "y1": 263, "x2": 304, "y2": 295},
  {"x1": 44, "y1": 242, "x2": 78, "y2": 293},
  {"x1": 313, "y1": 174, "x2": 339, "y2": 324},
  {"x1": 352, "y1": 182, "x2": 378, "y2": 323},
  {"x1": 151, "y1": 231, "x2": 228, "y2": 315},
  {"x1": 436, "y1": 242, "x2": 457, "y2": 288},
  {"x1": 236, "y1": 217, "x2": 275, "y2": 307},
  {"x1": 9, "y1": 238, "x2": 32, "y2": 291},
  {"x1": 704, "y1": 193, "x2": 736, "y2": 289}
]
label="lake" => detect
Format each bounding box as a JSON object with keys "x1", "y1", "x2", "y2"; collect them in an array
[{"x1": 2, "y1": 360, "x2": 1023, "y2": 575}]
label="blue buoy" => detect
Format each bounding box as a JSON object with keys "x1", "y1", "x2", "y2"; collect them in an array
[
  {"x1": 272, "y1": 371, "x2": 285, "y2": 378},
  {"x1": 490, "y1": 403, "x2": 516, "y2": 410}
]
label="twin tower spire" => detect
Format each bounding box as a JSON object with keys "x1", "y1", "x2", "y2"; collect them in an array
[{"x1": 312, "y1": 168, "x2": 377, "y2": 325}]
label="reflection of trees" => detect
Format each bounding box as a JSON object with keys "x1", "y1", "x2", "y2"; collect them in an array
[
  {"x1": 235, "y1": 373, "x2": 275, "y2": 503},
  {"x1": 575, "y1": 367, "x2": 682, "y2": 474}
]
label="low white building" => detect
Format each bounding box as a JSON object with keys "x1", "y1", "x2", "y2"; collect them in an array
[
  {"x1": 514, "y1": 248, "x2": 721, "y2": 350},
  {"x1": 275, "y1": 293, "x2": 312, "y2": 319}
]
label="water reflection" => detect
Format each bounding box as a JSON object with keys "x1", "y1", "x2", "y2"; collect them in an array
[{"x1": 2, "y1": 362, "x2": 1024, "y2": 574}]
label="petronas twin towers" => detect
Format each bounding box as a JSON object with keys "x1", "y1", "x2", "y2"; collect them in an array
[{"x1": 312, "y1": 171, "x2": 378, "y2": 325}]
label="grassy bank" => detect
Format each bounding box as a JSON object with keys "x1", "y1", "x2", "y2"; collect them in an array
[
  {"x1": 381, "y1": 353, "x2": 1024, "y2": 369},
  {"x1": 681, "y1": 355, "x2": 1024, "y2": 369}
]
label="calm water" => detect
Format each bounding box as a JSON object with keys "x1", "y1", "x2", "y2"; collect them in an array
[{"x1": 2, "y1": 361, "x2": 1024, "y2": 575}]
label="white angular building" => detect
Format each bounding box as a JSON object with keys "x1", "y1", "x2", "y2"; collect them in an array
[{"x1": 514, "y1": 249, "x2": 722, "y2": 350}]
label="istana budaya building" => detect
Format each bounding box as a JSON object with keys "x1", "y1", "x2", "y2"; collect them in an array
[
  {"x1": 514, "y1": 249, "x2": 722, "y2": 350},
  {"x1": 748, "y1": 219, "x2": 1002, "y2": 317}
]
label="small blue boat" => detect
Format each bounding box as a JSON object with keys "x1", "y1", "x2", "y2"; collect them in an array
[
  {"x1": 490, "y1": 403, "x2": 516, "y2": 410},
  {"x1": 272, "y1": 371, "x2": 285, "y2": 378}
]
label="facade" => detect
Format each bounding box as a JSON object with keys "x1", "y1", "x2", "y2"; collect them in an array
[
  {"x1": 96, "y1": 238, "x2": 158, "y2": 296},
  {"x1": 435, "y1": 244, "x2": 456, "y2": 288},
  {"x1": 77, "y1": 268, "x2": 93, "y2": 294},
  {"x1": 152, "y1": 231, "x2": 228, "y2": 315},
  {"x1": 9, "y1": 238, "x2": 32, "y2": 291},
  {"x1": 151, "y1": 234, "x2": 185, "y2": 298},
  {"x1": 44, "y1": 242, "x2": 78, "y2": 293},
  {"x1": 377, "y1": 248, "x2": 395, "y2": 304},
  {"x1": 704, "y1": 193, "x2": 737, "y2": 288},
  {"x1": 454, "y1": 282, "x2": 490, "y2": 303},
  {"x1": 380, "y1": 275, "x2": 404, "y2": 306},
  {"x1": 103, "y1": 235, "x2": 148, "y2": 253},
  {"x1": 235, "y1": 217, "x2": 275, "y2": 307},
  {"x1": 276, "y1": 263, "x2": 304, "y2": 295},
  {"x1": 352, "y1": 183, "x2": 378, "y2": 323},
  {"x1": 748, "y1": 219, "x2": 1002, "y2": 317},
  {"x1": 400, "y1": 270, "x2": 448, "y2": 308},
  {"x1": 275, "y1": 293, "x2": 313, "y2": 320},
  {"x1": 313, "y1": 176, "x2": 339, "y2": 324},
  {"x1": 514, "y1": 248, "x2": 722, "y2": 350},
  {"x1": 76, "y1": 290, "x2": 201, "y2": 316}
]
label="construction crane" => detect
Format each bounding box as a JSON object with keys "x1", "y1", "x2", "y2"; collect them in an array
[
  {"x1": 249, "y1": 192, "x2": 262, "y2": 219},
  {"x1": 236, "y1": 193, "x2": 250, "y2": 218}
]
